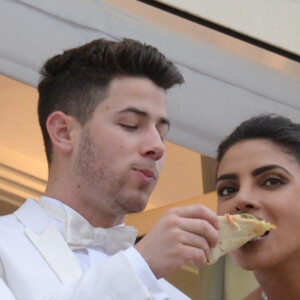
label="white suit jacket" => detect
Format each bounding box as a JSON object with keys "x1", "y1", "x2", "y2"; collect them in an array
[{"x1": 0, "y1": 199, "x2": 190, "y2": 300}]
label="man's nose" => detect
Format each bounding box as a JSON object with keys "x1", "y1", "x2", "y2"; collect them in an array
[{"x1": 140, "y1": 129, "x2": 165, "y2": 161}]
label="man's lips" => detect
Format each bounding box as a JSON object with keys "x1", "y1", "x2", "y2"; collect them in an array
[{"x1": 133, "y1": 168, "x2": 157, "y2": 183}]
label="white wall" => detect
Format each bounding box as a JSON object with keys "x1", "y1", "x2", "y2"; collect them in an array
[{"x1": 156, "y1": 0, "x2": 300, "y2": 55}]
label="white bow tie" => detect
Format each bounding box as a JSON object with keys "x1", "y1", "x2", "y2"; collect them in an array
[{"x1": 39, "y1": 200, "x2": 137, "y2": 254}]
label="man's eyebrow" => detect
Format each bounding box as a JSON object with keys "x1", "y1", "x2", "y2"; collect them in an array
[
  {"x1": 216, "y1": 173, "x2": 238, "y2": 183},
  {"x1": 252, "y1": 165, "x2": 292, "y2": 177},
  {"x1": 118, "y1": 107, "x2": 170, "y2": 128},
  {"x1": 118, "y1": 107, "x2": 147, "y2": 116}
]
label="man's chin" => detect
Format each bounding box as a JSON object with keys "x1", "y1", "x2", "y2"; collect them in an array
[
  {"x1": 127, "y1": 189, "x2": 153, "y2": 212},
  {"x1": 127, "y1": 200, "x2": 148, "y2": 214},
  {"x1": 113, "y1": 195, "x2": 149, "y2": 215}
]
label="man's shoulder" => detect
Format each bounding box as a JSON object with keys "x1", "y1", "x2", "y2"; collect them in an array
[
  {"x1": 0, "y1": 206, "x2": 36, "y2": 254},
  {"x1": 0, "y1": 212, "x2": 23, "y2": 233},
  {"x1": 0, "y1": 212, "x2": 19, "y2": 225}
]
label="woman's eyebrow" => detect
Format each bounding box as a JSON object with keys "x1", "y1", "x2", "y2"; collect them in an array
[
  {"x1": 216, "y1": 173, "x2": 238, "y2": 183},
  {"x1": 252, "y1": 165, "x2": 292, "y2": 177}
]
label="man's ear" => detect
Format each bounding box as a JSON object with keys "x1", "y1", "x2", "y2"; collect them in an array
[{"x1": 46, "y1": 111, "x2": 77, "y2": 155}]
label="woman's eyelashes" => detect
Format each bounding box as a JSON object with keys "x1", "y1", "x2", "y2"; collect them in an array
[
  {"x1": 217, "y1": 174, "x2": 287, "y2": 198},
  {"x1": 217, "y1": 182, "x2": 238, "y2": 198},
  {"x1": 259, "y1": 174, "x2": 286, "y2": 188}
]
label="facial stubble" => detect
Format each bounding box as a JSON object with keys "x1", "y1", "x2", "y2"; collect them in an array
[{"x1": 75, "y1": 129, "x2": 153, "y2": 216}]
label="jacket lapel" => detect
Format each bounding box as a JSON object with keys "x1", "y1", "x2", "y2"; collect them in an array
[{"x1": 14, "y1": 198, "x2": 82, "y2": 282}]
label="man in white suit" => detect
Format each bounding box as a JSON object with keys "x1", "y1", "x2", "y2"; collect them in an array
[{"x1": 0, "y1": 38, "x2": 219, "y2": 299}]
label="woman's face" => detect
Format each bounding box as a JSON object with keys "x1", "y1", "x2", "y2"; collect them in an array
[{"x1": 217, "y1": 139, "x2": 300, "y2": 271}]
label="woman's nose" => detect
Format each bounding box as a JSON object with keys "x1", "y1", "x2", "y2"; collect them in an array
[{"x1": 234, "y1": 190, "x2": 261, "y2": 213}]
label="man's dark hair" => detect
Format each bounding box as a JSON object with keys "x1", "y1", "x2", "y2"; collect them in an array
[
  {"x1": 217, "y1": 114, "x2": 300, "y2": 165},
  {"x1": 38, "y1": 38, "x2": 184, "y2": 164}
]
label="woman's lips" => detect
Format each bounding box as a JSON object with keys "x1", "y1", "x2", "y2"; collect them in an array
[{"x1": 241, "y1": 231, "x2": 270, "y2": 250}]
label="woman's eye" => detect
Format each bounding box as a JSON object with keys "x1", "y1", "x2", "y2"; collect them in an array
[
  {"x1": 262, "y1": 176, "x2": 284, "y2": 187},
  {"x1": 217, "y1": 184, "x2": 237, "y2": 197}
]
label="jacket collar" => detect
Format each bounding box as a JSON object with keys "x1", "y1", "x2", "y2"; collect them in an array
[{"x1": 14, "y1": 198, "x2": 82, "y2": 282}]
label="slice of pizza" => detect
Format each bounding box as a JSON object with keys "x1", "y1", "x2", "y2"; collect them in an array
[{"x1": 207, "y1": 213, "x2": 276, "y2": 265}]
